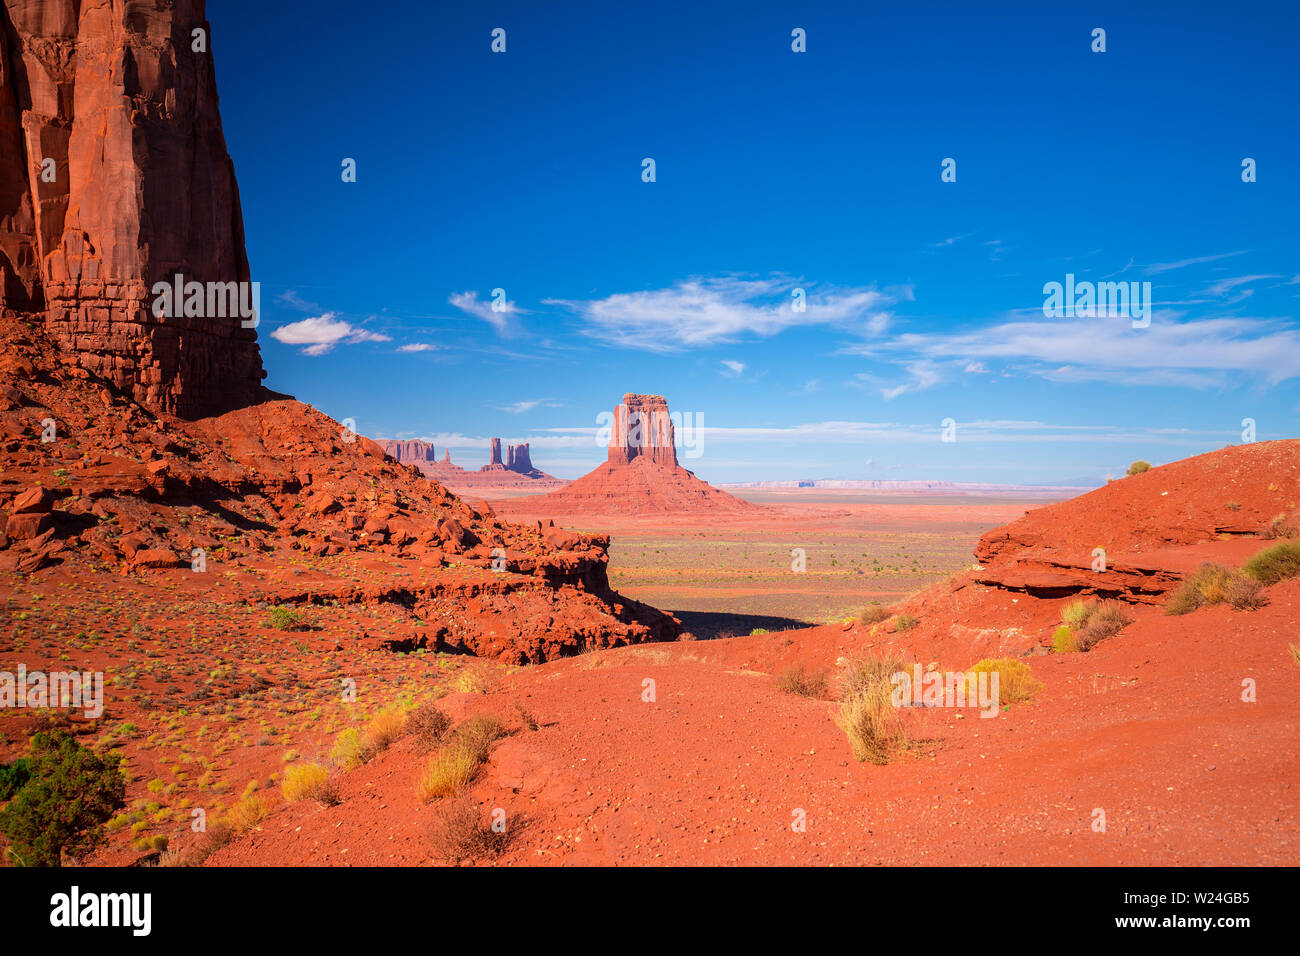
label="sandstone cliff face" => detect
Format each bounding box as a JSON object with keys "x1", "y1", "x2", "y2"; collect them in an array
[
  {"x1": 609, "y1": 393, "x2": 678, "y2": 467},
  {"x1": 0, "y1": 0, "x2": 263, "y2": 417},
  {"x1": 382, "y1": 439, "x2": 437, "y2": 464}
]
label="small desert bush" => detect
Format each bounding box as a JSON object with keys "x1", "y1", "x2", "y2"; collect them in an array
[
  {"x1": 225, "y1": 793, "x2": 267, "y2": 833},
  {"x1": 1061, "y1": 599, "x2": 1091, "y2": 629},
  {"x1": 1051, "y1": 625, "x2": 1080, "y2": 654},
  {"x1": 1056, "y1": 599, "x2": 1131, "y2": 650},
  {"x1": 0, "y1": 732, "x2": 125, "y2": 867},
  {"x1": 891, "y1": 613, "x2": 919, "y2": 633},
  {"x1": 451, "y1": 668, "x2": 492, "y2": 694},
  {"x1": 834, "y1": 656, "x2": 907, "y2": 765},
  {"x1": 970, "y1": 658, "x2": 1042, "y2": 705},
  {"x1": 330, "y1": 728, "x2": 367, "y2": 769},
  {"x1": 1076, "y1": 602, "x2": 1132, "y2": 651},
  {"x1": 265, "y1": 605, "x2": 304, "y2": 631},
  {"x1": 361, "y1": 706, "x2": 407, "y2": 755},
  {"x1": 1166, "y1": 563, "x2": 1264, "y2": 615},
  {"x1": 429, "y1": 796, "x2": 513, "y2": 863},
  {"x1": 406, "y1": 704, "x2": 453, "y2": 752},
  {"x1": 858, "y1": 603, "x2": 892, "y2": 625},
  {"x1": 1126, "y1": 460, "x2": 1151, "y2": 476},
  {"x1": 774, "y1": 663, "x2": 829, "y2": 699},
  {"x1": 749, "y1": 628, "x2": 768, "y2": 636},
  {"x1": 1290, "y1": 644, "x2": 1300, "y2": 666},
  {"x1": 1263, "y1": 513, "x2": 1298, "y2": 540},
  {"x1": 1226, "y1": 500, "x2": 1240, "y2": 511},
  {"x1": 281, "y1": 762, "x2": 338, "y2": 806},
  {"x1": 415, "y1": 715, "x2": 508, "y2": 802},
  {"x1": 1242, "y1": 540, "x2": 1300, "y2": 586}
]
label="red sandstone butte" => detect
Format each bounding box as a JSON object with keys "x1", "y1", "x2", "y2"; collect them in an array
[
  {"x1": 0, "y1": 0, "x2": 264, "y2": 417},
  {"x1": 521, "y1": 393, "x2": 762, "y2": 516},
  {"x1": 379, "y1": 437, "x2": 564, "y2": 490}
]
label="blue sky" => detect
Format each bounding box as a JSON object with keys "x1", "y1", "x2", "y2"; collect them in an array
[{"x1": 215, "y1": 0, "x2": 1299, "y2": 485}]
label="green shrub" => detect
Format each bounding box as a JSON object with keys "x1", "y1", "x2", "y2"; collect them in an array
[
  {"x1": 0, "y1": 731, "x2": 125, "y2": 866},
  {"x1": 1051, "y1": 625, "x2": 1080, "y2": 654},
  {"x1": 1127, "y1": 460, "x2": 1151, "y2": 476},
  {"x1": 1242, "y1": 540, "x2": 1300, "y2": 586},
  {"x1": 265, "y1": 605, "x2": 305, "y2": 631},
  {"x1": 892, "y1": 614, "x2": 919, "y2": 632},
  {"x1": 0, "y1": 759, "x2": 31, "y2": 801},
  {"x1": 1056, "y1": 599, "x2": 1131, "y2": 650}
]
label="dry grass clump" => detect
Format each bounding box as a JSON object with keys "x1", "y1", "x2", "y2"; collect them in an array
[
  {"x1": 1166, "y1": 563, "x2": 1264, "y2": 615},
  {"x1": 1290, "y1": 644, "x2": 1300, "y2": 666},
  {"x1": 774, "y1": 663, "x2": 829, "y2": 699},
  {"x1": 429, "y1": 796, "x2": 514, "y2": 863},
  {"x1": 970, "y1": 658, "x2": 1042, "y2": 704},
  {"x1": 1263, "y1": 513, "x2": 1298, "y2": 540},
  {"x1": 224, "y1": 792, "x2": 267, "y2": 833},
  {"x1": 281, "y1": 762, "x2": 339, "y2": 806},
  {"x1": 329, "y1": 728, "x2": 367, "y2": 769},
  {"x1": 451, "y1": 668, "x2": 493, "y2": 694},
  {"x1": 834, "y1": 655, "x2": 907, "y2": 765},
  {"x1": 891, "y1": 613, "x2": 919, "y2": 632},
  {"x1": 361, "y1": 706, "x2": 407, "y2": 755},
  {"x1": 406, "y1": 704, "x2": 453, "y2": 752},
  {"x1": 857, "y1": 603, "x2": 892, "y2": 626},
  {"x1": 1054, "y1": 599, "x2": 1131, "y2": 650},
  {"x1": 1242, "y1": 540, "x2": 1300, "y2": 586},
  {"x1": 416, "y1": 715, "x2": 508, "y2": 802}
]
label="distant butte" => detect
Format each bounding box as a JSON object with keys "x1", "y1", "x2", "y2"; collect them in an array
[
  {"x1": 520, "y1": 393, "x2": 762, "y2": 515},
  {"x1": 379, "y1": 437, "x2": 565, "y2": 492}
]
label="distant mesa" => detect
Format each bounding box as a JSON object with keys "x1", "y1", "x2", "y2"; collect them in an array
[
  {"x1": 518, "y1": 393, "x2": 762, "y2": 516},
  {"x1": 380, "y1": 437, "x2": 563, "y2": 491}
]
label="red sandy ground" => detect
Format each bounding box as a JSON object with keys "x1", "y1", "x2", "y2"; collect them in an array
[{"x1": 210, "y1": 568, "x2": 1300, "y2": 865}]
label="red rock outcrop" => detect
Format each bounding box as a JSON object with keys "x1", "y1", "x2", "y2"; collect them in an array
[
  {"x1": 520, "y1": 393, "x2": 762, "y2": 516},
  {"x1": 381, "y1": 439, "x2": 438, "y2": 465},
  {"x1": 609, "y1": 393, "x2": 678, "y2": 467},
  {"x1": 0, "y1": 0, "x2": 264, "y2": 417}
]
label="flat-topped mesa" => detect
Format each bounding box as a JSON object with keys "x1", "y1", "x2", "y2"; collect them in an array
[
  {"x1": 507, "y1": 442, "x2": 534, "y2": 474},
  {"x1": 608, "y1": 393, "x2": 678, "y2": 468},
  {"x1": 0, "y1": 0, "x2": 265, "y2": 417},
  {"x1": 381, "y1": 439, "x2": 436, "y2": 464}
]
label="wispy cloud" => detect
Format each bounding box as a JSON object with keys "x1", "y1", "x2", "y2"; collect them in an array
[
  {"x1": 396, "y1": 343, "x2": 438, "y2": 353},
  {"x1": 1143, "y1": 251, "x2": 1248, "y2": 274},
  {"x1": 449, "y1": 290, "x2": 521, "y2": 334},
  {"x1": 494, "y1": 399, "x2": 547, "y2": 414},
  {"x1": 547, "y1": 275, "x2": 908, "y2": 351},
  {"x1": 275, "y1": 290, "x2": 322, "y2": 313},
  {"x1": 850, "y1": 312, "x2": 1300, "y2": 387},
  {"x1": 270, "y1": 313, "x2": 391, "y2": 356},
  {"x1": 720, "y1": 359, "x2": 747, "y2": 378}
]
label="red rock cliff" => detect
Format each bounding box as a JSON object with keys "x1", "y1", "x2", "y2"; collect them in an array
[
  {"x1": 0, "y1": 0, "x2": 264, "y2": 417},
  {"x1": 608, "y1": 393, "x2": 678, "y2": 467}
]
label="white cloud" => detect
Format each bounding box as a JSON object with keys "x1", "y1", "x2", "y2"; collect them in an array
[
  {"x1": 270, "y1": 313, "x2": 390, "y2": 356},
  {"x1": 496, "y1": 399, "x2": 544, "y2": 414},
  {"x1": 720, "y1": 359, "x2": 747, "y2": 378},
  {"x1": 964, "y1": 361, "x2": 990, "y2": 374},
  {"x1": 397, "y1": 343, "x2": 438, "y2": 352},
  {"x1": 1202, "y1": 274, "x2": 1283, "y2": 298},
  {"x1": 855, "y1": 312, "x2": 1300, "y2": 387},
  {"x1": 878, "y1": 360, "x2": 942, "y2": 400},
  {"x1": 449, "y1": 291, "x2": 519, "y2": 334},
  {"x1": 547, "y1": 276, "x2": 907, "y2": 351}
]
